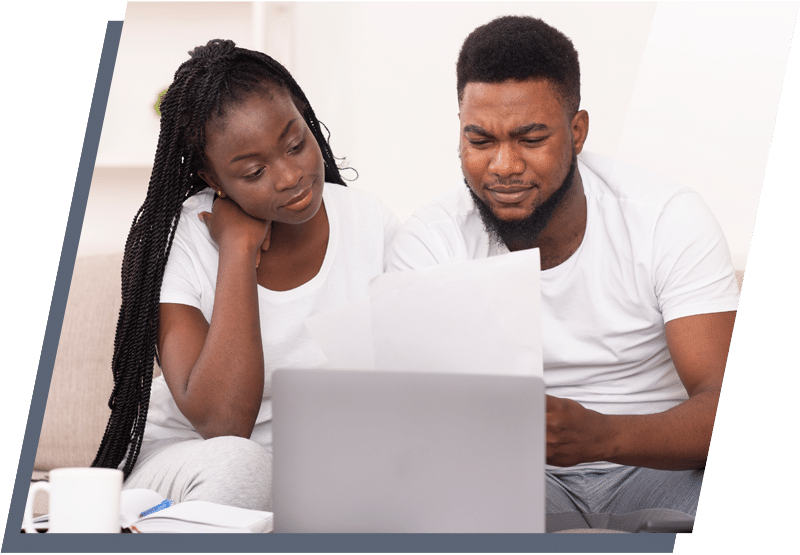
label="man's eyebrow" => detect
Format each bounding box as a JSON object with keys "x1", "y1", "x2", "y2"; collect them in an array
[
  {"x1": 229, "y1": 119, "x2": 298, "y2": 164},
  {"x1": 463, "y1": 124, "x2": 492, "y2": 137},
  {"x1": 463, "y1": 122, "x2": 550, "y2": 138},
  {"x1": 509, "y1": 122, "x2": 549, "y2": 137}
]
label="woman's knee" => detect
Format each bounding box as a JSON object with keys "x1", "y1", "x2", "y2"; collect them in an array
[
  {"x1": 185, "y1": 436, "x2": 273, "y2": 511},
  {"x1": 202, "y1": 436, "x2": 271, "y2": 470}
]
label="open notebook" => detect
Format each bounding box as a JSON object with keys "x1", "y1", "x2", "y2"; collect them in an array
[{"x1": 30, "y1": 488, "x2": 273, "y2": 533}]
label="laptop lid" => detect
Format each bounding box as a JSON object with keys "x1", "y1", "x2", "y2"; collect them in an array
[{"x1": 272, "y1": 368, "x2": 545, "y2": 533}]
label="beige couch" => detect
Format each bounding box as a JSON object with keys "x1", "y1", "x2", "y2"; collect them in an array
[
  {"x1": 30, "y1": 252, "x2": 124, "y2": 515},
  {"x1": 29, "y1": 251, "x2": 745, "y2": 518}
]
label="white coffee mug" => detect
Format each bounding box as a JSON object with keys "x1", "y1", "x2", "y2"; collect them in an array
[{"x1": 24, "y1": 467, "x2": 123, "y2": 533}]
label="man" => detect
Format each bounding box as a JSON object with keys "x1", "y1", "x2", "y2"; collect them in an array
[{"x1": 387, "y1": 15, "x2": 739, "y2": 532}]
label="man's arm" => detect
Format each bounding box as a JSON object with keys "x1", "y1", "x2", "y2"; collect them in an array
[{"x1": 546, "y1": 310, "x2": 735, "y2": 470}]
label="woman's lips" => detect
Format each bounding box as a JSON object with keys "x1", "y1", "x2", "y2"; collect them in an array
[{"x1": 282, "y1": 187, "x2": 313, "y2": 211}]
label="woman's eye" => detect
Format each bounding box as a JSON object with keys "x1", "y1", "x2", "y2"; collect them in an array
[
  {"x1": 289, "y1": 139, "x2": 306, "y2": 154},
  {"x1": 245, "y1": 167, "x2": 266, "y2": 179}
]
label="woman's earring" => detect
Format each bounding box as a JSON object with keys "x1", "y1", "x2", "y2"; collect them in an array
[{"x1": 217, "y1": 190, "x2": 225, "y2": 198}]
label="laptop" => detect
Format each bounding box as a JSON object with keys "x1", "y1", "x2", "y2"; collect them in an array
[{"x1": 271, "y1": 368, "x2": 545, "y2": 533}]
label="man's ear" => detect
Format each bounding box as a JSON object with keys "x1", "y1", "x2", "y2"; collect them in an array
[{"x1": 571, "y1": 110, "x2": 589, "y2": 155}]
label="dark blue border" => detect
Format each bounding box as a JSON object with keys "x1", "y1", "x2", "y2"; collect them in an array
[{"x1": 6, "y1": 532, "x2": 675, "y2": 553}]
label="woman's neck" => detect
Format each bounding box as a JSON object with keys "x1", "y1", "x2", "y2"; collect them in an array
[{"x1": 256, "y1": 201, "x2": 330, "y2": 291}]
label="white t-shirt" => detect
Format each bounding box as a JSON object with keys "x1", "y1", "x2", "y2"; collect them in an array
[
  {"x1": 143, "y1": 183, "x2": 400, "y2": 450},
  {"x1": 387, "y1": 151, "x2": 739, "y2": 423}
]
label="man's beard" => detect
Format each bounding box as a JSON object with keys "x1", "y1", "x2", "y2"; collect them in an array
[{"x1": 466, "y1": 152, "x2": 577, "y2": 250}]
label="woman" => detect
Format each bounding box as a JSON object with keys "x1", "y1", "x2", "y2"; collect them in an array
[{"x1": 91, "y1": 39, "x2": 398, "y2": 511}]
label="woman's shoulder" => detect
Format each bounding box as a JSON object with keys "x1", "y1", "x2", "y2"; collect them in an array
[
  {"x1": 323, "y1": 182, "x2": 395, "y2": 215},
  {"x1": 324, "y1": 183, "x2": 399, "y2": 229},
  {"x1": 323, "y1": 182, "x2": 377, "y2": 204},
  {"x1": 170, "y1": 188, "x2": 215, "y2": 247},
  {"x1": 180, "y1": 188, "x2": 215, "y2": 216}
]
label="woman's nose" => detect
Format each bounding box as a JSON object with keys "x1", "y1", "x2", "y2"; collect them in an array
[{"x1": 273, "y1": 159, "x2": 303, "y2": 192}]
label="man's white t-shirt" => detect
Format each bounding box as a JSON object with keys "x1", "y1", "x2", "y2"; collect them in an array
[
  {"x1": 143, "y1": 183, "x2": 400, "y2": 450},
  {"x1": 387, "y1": 152, "x2": 740, "y2": 460}
]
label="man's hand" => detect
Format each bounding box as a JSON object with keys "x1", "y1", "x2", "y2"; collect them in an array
[
  {"x1": 546, "y1": 394, "x2": 612, "y2": 467},
  {"x1": 543, "y1": 310, "x2": 734, "y2": 471}
]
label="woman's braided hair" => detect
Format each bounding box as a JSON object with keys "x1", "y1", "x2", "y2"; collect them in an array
[{"x1": 91, "y1": 39, "x2": 346, "y2": 477}]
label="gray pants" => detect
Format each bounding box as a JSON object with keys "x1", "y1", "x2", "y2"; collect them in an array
[
  {"x1": 123, "y1": 436, "x2": 273, "y2": 511},
  {"x1": 546, "y1": 465, "x2": 703, "y2": 532}
]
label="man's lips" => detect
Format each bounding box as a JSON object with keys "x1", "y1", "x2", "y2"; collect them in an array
[
  {"x1": 282, "y1": 187, "x2": 313, "y2": 211},
  {"x1": 485, "y1": 185, "x2": 535, "y2": 204}
]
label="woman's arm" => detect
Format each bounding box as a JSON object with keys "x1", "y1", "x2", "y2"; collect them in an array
[{"x1": 157, "y1": 198, "x2": 271, "y2": 439}]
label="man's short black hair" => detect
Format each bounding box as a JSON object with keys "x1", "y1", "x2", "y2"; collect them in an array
[{"x1": 456, "y1": 15, "x2": 581, "y2": 115}]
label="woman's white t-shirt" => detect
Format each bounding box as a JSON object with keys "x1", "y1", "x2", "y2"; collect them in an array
[{"x1": 143, "y1": 183, "x2": 400, "y2": 450}]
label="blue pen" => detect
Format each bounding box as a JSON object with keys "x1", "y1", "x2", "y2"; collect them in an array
[{"x1": 139, "y1": 499, "x2": 173, "y2": 518}]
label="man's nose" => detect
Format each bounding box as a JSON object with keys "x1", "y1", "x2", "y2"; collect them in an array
[{"x1": 488, "y1": 143, "x2": 524, "y2": 178}]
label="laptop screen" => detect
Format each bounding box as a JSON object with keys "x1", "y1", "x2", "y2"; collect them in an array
[{"x1": 272, "y1": 368, "x2": 545, "y2": 533}]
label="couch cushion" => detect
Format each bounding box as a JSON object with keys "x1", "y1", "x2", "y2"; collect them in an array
[{"x1": 34, "y1": 253, "x2": 123, "y2": 471}]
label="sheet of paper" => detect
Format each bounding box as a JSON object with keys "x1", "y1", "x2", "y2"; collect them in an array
[
  {"x1": 119, "y1": 488, "x2": 166, "y2": 527},
  {"x1": 304, "y1": 296, "x2": 375, "y2": 370},
  {"x1": 305, "y1": 249, "x2": 542, "y2": 378}
]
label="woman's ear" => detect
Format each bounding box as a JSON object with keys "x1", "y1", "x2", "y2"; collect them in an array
[{"x1": 198, "y1": 169, "x2": 226, "y2": 198}]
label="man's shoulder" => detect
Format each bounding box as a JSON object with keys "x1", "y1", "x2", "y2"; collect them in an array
[
  {"x1": 409, "y1": 184, "x2": 477, "y2": 224},
  {"x1": 387, "y1": 185, "x2": 498, "y2": 270},
  {"x1": 401, "y1": 184, "x2": 487, "y2": 244},
  {"x1": 580, "y1": 152, "x2": 695, "y2": 209}
]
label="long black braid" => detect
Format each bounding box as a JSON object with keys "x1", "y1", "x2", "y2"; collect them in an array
[{"x1": 91, "y1": 39, "x2": 346, "y2": 478}]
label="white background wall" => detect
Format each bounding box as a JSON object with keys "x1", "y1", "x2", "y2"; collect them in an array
[{"x1": 84, "y1": 1, "x2": 796, "y2": 272}]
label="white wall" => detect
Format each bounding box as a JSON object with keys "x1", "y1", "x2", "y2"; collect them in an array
[{"x1": 86, "y1": 1, "x2": 797, "y2": 271}]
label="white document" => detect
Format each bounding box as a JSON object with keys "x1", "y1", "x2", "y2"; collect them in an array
[
  {"x1": 303, "y1": 296, "x2": 375, "y2": 370},
  {"x1": 305, "y1": 248, "x2": 542, "y2": 377}
]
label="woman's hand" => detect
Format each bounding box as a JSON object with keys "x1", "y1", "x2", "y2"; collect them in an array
[
  {"x1": 199, "y1": 197, "x2": 272, "y2": 267},
  {"x1": 160, "y1": 197, "x2": 272, "y2": 440}
]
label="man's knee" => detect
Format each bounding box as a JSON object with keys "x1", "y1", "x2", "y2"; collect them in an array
[{"x1": 604, "y1": 466, "x2": 703, "y2": 516}]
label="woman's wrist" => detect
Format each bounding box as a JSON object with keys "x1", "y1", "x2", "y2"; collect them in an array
[{"x1": 218, "y1": 237, "x2": 263, "y2": 270}]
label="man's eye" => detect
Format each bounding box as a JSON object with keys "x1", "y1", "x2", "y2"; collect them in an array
[
  {"x1": 468, "y1": 139, "x2": 491, "y2": 147},
  {"x1": 521, "y1": 138, "x2": 545, "y2": 145}
]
